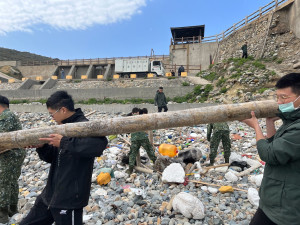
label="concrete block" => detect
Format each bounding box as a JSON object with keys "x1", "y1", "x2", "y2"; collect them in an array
[
  {"x1": 81, "y1": 75, "x2": 88, "y2": 79},
  {"x1": 18, "y1": 79, "x2": 39, "y2": 90},
  {"x1": 147, "y1": 73, "x2": 154, "y2": 78},
  {"x1": 8, "y1": 79, "x2": 15, "y2": 83},
  {"x1": 36, "y1": 76, "x2": 42, "y2": 81},
  {"x1": 66, "y1": 75, "x2": 72, "y2": 80},
  {"x1": 97, "y1": 75, "x2": 104, "y2": 79},
  {"x1": 181, "y1": 72, "x2": 188, "y2": 77},
  {"x1": 166, "y1": 72, "x2": 172, "y2": 77},
  {"x1": 113, "y1": 74, "x2": 120, "y2": 79},
  {"x1": 130, "y1": 74, "x2": 136, "y2": 79},
  {"x1": 51, "y1": 76, "x2": 58, "y2": 80},
  {"x1": 40, "y1": 78, "x2": 57, "y2": 89},
  {"x1": 22, "y1": 78, "x2": 28, "y2": 81}
]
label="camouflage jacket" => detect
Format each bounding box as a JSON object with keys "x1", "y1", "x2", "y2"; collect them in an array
[
  {"x1": 131, "y1": 131, "x2": 148, "y2": 142},
  {"x1": 0, "y1": 109, "x2": 22, "y2": 133},
  {"x1": 0, "y1": 109, "x2": 24, "y2": 153},
  {"x1": 207, "y1": 122, "x2": 229, "y2": 140}
]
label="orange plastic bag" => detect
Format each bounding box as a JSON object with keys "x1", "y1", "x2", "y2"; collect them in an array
[{"x1": 97, "y1": 172, "x2": 111, "y2": 185}]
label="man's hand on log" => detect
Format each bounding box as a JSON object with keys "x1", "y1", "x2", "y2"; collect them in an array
[
  {"x1": 39, "y1": 134, "x2": 63, "y2": 148},
  {"x1": 241, "y1": 111, "x2": 265, "y2": 141},
  {"x1": 241, "y1": 111, "x2": 259, "y2": 129}
]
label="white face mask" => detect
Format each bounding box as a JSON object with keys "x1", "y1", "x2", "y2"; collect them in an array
[{"x1": 279, "y1": 95, "x2": 300, "y2": 113}]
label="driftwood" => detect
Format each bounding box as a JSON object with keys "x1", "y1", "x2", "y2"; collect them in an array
[
  {"x1": 0, "y1": 100, "x2": 278, "y2": 153},
  {"x1": 189, "y1": 180, "x2": 248, "y2": 193},
  {"x1": 200, "y1": 163, "x2": 230, "y2": 174}
]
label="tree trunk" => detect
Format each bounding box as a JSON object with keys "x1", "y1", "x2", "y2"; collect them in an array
[{"x1": 0, "y1": 100, "x2": 278, "y2": 153}]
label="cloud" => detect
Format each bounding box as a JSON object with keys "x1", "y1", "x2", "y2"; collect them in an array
[{"x1": 0, "y1": 0, "x2": 147, "y2": 34}]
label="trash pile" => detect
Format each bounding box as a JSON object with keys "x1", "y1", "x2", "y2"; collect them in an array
[{"x1": 8, "y1": 110, "x2": 272, "y2": 225}]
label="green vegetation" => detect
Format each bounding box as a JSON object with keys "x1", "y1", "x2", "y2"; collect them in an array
[
  {"x1": 77, "y1": 98, "x2": 155, "y2": 105},
  {"x1": 276, "y1": 58, "x2": 283, "y2": 64},
  {"x1": 226, "y1": 56, "x2": 254, "y2": 67},
  {"x1": 216, "y1": 77, "x2": 227, "y2": 87},
  {"x1": 203, "y1": 72, "x2": 217, "y2": 81},
  {"x1": 195, "y1": 70, "x2": 206, "y2": 77},
  {"x1": 230, "y1": 72, "x2": 242, "y2": 79},
  {"x1": 167, "y1": 77, "x2": 176, "y2": 80},
  {"x1": 10, "y1": 99, "x2": 47, "y2": 104},
  {"x1": 182, "y1": 81, "x2": 190, "y2": 86},
  {"x1": 0, "y1": 47, "x2": 55, "y2": 62},
  {"x1": 220, "y1": 87, "x2": 227, "y2": 93},
  {"x1": 258, "y1": 87, "x2": 269, "y2": 94},
  {"x1": 252, "y1": 60, "x2": 266, "y2": 69},
  {"x1": 171, "y1": 84, "x2": 214, "y2": 103}
]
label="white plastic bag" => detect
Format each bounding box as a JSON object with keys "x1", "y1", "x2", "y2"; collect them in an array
[{"x1": 248, "y1": 188, "x2": 260, "y2": 206}]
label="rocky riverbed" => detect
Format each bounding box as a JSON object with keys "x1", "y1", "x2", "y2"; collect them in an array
[{"x1": 4, "y1": 109, "x2": 273, "y2": 225}]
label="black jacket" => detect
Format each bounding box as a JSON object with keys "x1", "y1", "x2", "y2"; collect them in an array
[{"x1": 37, "y1": 108, "x2": 108, "y2": 209}]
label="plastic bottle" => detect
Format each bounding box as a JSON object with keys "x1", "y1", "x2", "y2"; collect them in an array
[{"x1": 158, "y1": 143, "x2": 178, "y2": 157}]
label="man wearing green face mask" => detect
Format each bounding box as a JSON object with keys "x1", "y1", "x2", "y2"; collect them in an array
[{"x1": 243, "y1": 73, "x2": 300, "y2": 225}]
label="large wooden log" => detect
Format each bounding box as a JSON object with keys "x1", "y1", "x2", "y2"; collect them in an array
[{"x1": 0, "y1": 100, "x2": 278, "y2": 153}]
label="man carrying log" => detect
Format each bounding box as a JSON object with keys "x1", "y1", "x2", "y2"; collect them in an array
[
  {"x1": 0, "y1": 96, "x2": 26, "y2": 224},
  {"x1": 20, "y1": 91, "x2": 108, "y2": 225},
  {"x1": 243, "y1": 73, "x2": 300, "y2": 225}
]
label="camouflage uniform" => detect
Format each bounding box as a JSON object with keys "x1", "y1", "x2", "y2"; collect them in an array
[
  {"x1": 129, "y1": 131, "x2": 156, "y2": 167},
  {"x1": 207, "y1": 122, "x2": 231, "y2": 164},
  {"x1": 0, "y1": 109, "x2": 26, "y2": 208}
]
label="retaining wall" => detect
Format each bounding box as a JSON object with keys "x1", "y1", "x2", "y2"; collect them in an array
[{"x1": 0, "y1": 86, "x2": 194, "y2": 101}]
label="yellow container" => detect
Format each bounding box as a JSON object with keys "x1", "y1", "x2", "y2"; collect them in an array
[
  {"x1": 158, "y1": 144, "x2": 178, "y2": 157},
  {"x1": 66, "y1": 75, "x2": 72, "y2": 80},
  {"x1": 113, "y1": 74, "x2": 120, "y2": 79},
  {"x1": 166, "y1": 72, "x2": 172, "y2": 77},
  {"x1": 130, "y1": 74, "x2": 136, "y2": 79},
  {"x1": 81, "y1": 75, "x2": 88, "y2": 79},
  {"x1": 147, "y1": 73, "x2": 154, "y2": 78},
  {"x1": 8, "y1": 79, "x2": 15, "y2": 83},
  {"x1": 181, "y1": 72, "x2": 188, "y2": 77},
  {"x1": 97, "y1": 75, "x2": 104, "y2": 79},
  {"x1": 51, "y1": 76, "x2": 58, "y2": 80}
]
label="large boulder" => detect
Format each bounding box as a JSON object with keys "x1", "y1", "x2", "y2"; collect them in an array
[
  {"x1": 172, "y1": 192, "x2": 205, "y2": 219},
  {"x1": 162, "y1": 163, "x2": 185, "y2": 183}
]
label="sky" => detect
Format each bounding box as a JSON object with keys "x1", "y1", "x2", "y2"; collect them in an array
[{"x1": 0, "y1": 0, "x2": 275, "y2": 60}]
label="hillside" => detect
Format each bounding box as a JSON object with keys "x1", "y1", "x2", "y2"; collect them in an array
[{"x1": 0, "y1": 47, "x2": 56, "y2": 62}]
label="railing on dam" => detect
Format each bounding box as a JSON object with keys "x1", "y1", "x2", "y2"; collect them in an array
[
  {"x1": 171, "y1": 0, "x2": 290, "y2": 45},
  {"x1": 20, "y1": 55, "x2": 170, "y2": 66}
]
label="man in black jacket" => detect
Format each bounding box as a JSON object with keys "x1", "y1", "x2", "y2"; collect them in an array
[{"x1": 20, "y1": 91, "x2": 108, "y2": 225}]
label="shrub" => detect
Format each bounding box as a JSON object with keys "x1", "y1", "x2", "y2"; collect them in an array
[
  {"x1": 216, "y1": 77, "x2": 227, "y2": 87},
  {"x1": 194, "y1": 85, "x2": 203, "y2": 95},
  {"x1": 252, "y1": 60, "x2": 266, "y2": 69},
  {"x1": 258, "y1": 87, "x2": 268, "y2": 94},
  {"x1": 203, "y1": 72, "x2": 217, "y2": 81},
  {"x1": 220, "y1": 87, "x2": 227, "y2": 93},
  {"x1": 182, "y1": 81, "x2": 190, "y2": 86}
]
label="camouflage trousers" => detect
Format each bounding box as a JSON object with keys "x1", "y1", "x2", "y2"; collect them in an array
[
  {"x1": 209, "y1": 130, "x2": 231, "y2": 163},
  {"x1": 129, "y1": 139, "x2": 157, "y2": 167},
  {"x1": 0, "y1": 149, "x2": 26, "y2": 208}
]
